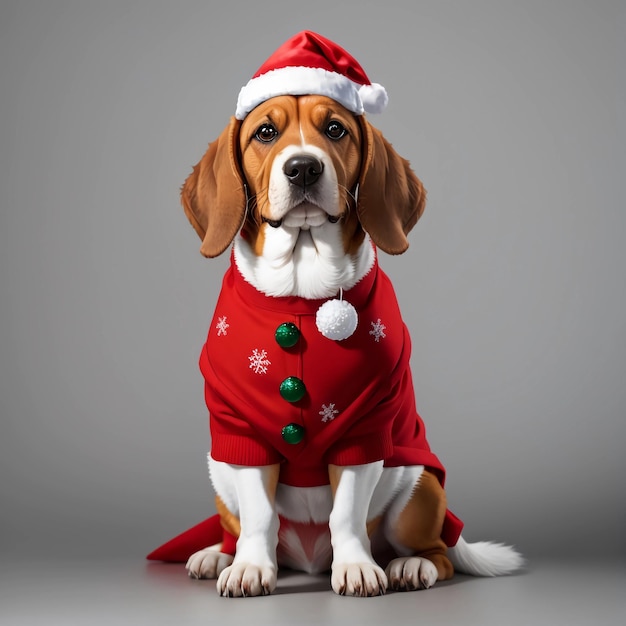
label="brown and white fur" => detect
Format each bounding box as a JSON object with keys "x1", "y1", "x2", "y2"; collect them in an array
[{"x1": 180, "y1": 95, "x2": 523, "y2": 597}]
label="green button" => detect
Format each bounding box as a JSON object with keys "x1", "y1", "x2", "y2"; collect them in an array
[
  {"x1": 281, "y1": 423, "x2": 305, "y2": 445},
  {"x1": 279, "y1": 376, "x2": 306, "y2": 402},
  {"x1": 275, "y1": 322, "x2": 300, "y2": 348}
]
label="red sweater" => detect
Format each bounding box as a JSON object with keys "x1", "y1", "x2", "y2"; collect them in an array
[{"x1": 202, "y1": 256, "x2": 455, "y2": 495}]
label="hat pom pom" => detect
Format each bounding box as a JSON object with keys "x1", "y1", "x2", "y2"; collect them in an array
[
  {"x1": 316, "y1": 298, "x2": 358, "y2": 341},
  {"x1": 359, "y1": 83, "x2": 388, "y2": 114}
]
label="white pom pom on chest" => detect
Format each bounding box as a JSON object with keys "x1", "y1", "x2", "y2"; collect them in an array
[{"x1": 315, "y1": 297, "x2": 358, "y2": 341}]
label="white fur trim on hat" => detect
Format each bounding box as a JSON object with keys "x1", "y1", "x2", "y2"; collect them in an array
[{"x1": 235, "y1": 66, "x2": 387, "y2": 120}]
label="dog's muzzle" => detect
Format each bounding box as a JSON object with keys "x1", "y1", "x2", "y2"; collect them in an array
[{"x1": 261, "y1": 152, "x2": 341, "y2": 229}]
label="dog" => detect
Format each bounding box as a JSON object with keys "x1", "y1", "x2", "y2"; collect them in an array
[{"x1": 148, "y1": 32, "x2": 523, "y2": 597}]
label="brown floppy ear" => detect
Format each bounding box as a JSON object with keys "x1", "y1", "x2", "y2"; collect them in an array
[
  {"x1": 356, "y1": 116, "x2": 427, "y2": 255},
  {"x1": 180, "y1": 116, "x2": 246, "y2": 258}
]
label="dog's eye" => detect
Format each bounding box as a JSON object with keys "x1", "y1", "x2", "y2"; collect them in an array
[
  {"x1": 325, "y1": 121, "x2": 347, "y2": 140},
  {"x1": 255, "y1": 124, "x2": 278, "y2": 143}
]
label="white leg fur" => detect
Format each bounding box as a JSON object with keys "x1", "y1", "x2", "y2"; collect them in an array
[
  {"x1": 213, "y1": 464, "x2": 280, "y2": 597},
  {"x1": 328, "y1": 461, "x2": 388, "y2": 596}
]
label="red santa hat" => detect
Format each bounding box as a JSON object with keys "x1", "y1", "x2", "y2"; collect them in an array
[{"x1": 235, "y1": 31, "x2": 388, "y2": 120}]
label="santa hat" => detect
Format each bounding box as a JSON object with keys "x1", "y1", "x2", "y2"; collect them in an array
[{"x1": 235, "y1": 31, "x2": 388, "y2": 120}]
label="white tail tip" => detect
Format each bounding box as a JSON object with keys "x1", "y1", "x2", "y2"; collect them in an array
[{"x1": 448, "y1": 536, "x2": 525, "y2": 577}]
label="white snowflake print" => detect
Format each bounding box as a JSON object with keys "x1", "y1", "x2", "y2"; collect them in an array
[
  {"x1": 248, "y1": 348, "x2": 271, "y2": 375},
  {"x1": 369, "y1": 318, "x2": 387, "y2": 342},
  {"x1": 215, "y1": 316, "x2": 229, "y2": 336},
  {"x1": 319, "y1": 403, "x2": 339, "y2": 423}
]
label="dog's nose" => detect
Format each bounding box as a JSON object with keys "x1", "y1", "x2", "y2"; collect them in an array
[{"x1": 283, "y1": 155, "x2": 324, "y2": 187}]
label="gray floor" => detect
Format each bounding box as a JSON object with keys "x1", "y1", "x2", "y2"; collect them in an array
[{"x1": 1, "y1": 557, "x2": 624, "y2": 625}]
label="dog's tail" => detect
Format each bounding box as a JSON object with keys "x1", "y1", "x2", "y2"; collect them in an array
[{"x1": 447, "y1": 536, "x2": 525, "y2": 577}]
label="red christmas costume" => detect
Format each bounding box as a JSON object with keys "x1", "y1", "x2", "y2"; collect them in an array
[{"x1": 147, "y1": 251, "x2": 463, "y2": 562}]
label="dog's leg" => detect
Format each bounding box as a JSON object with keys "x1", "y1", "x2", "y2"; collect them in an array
[
  {"x1": 185, "y1": 495, "x2": 240, "y2": 579},
  {"x1": 214, "y1": 464, "x2": 280, "y2": 597},
  {"x1": 328, "y1": 461, "x2": 388, "y2": 596},
  {"x1": 384, "y1": 469, "x2": 454, "y2": 591}
]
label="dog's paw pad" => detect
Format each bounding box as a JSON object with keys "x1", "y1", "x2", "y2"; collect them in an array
[
  {"x1": 386, "y1": 557, "x2": 438, "y2": 591},
  {"x1": 185, "y1": 549, "x2": 234, "y2": 580}
]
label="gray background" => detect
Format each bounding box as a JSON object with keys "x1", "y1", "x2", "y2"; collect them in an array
[{"x1": 1, "y1": 1, "x2": 625, "y2": 623}]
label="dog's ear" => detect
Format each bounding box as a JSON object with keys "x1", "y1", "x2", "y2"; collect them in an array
[
  {"x1": 356, "y1": 117, "x2": 426, "y2": 255},
  {"x1": 181, "y1": 117, "x2": 246, "y2": 258}
]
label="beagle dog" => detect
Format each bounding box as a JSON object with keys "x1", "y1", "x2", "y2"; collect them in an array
[{"x1": 161, "y1": 93, "x2": 523, "y2": 597}]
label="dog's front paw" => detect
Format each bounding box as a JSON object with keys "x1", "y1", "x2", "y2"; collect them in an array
[
  {"x1": 186, "y1": 548, "x2": 234, "y2": 580},
  {"x1": 331, "y1": 562, "x2": 388, "y2": 597},
  {"x1": 385, "y1": 556, "x2": 438, "y2": 591},
  {"x1": 216, "y1": 563, "x2": 277, "y2": 597}
]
